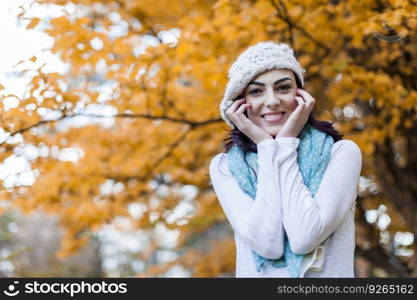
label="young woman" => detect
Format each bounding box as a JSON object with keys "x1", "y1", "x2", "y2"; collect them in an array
[{"x1": 209, "y1": 41, "x2": 362, "y2": 277}]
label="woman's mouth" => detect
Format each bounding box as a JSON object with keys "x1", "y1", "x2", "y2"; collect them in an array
[{"x1": 261, "y1": 112, "x2": 286, "y2": 123}]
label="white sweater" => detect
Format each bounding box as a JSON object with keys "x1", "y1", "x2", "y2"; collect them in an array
[{"x1": 209, "y1": 136, "x2": 362, "y2": 277}]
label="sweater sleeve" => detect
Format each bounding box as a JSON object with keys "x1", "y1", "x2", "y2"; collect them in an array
[
  {"x1": 209, "y1": 138, "x2": 295, "y2": 259},
  {"x1": 276, "y1": 138, "x2": 362, "y2": 255}
]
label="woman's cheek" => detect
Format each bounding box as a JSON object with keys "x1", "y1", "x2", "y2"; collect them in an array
[{"x1": 289, "y1": 99, "x2": 298, "y2": 111}]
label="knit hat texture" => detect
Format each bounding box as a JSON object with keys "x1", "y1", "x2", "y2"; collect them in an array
[{"x1": 220, "y1": 41, "x2": 306, "y2": 128}]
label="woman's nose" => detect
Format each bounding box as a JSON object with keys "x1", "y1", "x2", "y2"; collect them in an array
[{"x1": 265, "y1": 91, "x2": 281, "y2": 107}]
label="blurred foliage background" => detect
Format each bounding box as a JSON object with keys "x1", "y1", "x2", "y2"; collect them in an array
[{"x1": 0, "y1": 0, "x2": 416, "y2": 277}]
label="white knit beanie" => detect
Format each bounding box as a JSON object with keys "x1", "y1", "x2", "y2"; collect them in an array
[{"x1": 220, "y1": 41, "x2": 306, "y2": 128}]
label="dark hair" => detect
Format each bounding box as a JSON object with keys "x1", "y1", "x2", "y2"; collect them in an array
[{"x1": 216, "y1": 72, "x2": 344, "y2": 177}]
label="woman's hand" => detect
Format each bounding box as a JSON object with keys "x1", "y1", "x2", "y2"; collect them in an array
[
  {"x1": 275, "y1": 88, "x2": 316, "y2": 138},
  {"x1": 226, "y1": 98, "x2": 273, "y2": 144}
]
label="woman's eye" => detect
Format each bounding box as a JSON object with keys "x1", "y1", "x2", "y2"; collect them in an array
[
  {"x1": 249, "y1": 89, "x2": 262, "y2": 95},
  {"x1": 249, "y1": 85, "x2": 291, "y2": 95},
  {"x1": 277, "y1": 85, "x2": 291, "y2": 91}
]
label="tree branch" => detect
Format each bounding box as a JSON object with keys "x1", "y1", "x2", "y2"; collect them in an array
[
  {"x1": 0, "y1": 113, "x2": 223, "y2": 146},
  {"x1": 269, "y1": 0, "x2": 331, "y2": 53}
]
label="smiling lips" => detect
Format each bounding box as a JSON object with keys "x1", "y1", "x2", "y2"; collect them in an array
[{"x1": 261, "y1": 111, "x2": 286, "y2": 123}]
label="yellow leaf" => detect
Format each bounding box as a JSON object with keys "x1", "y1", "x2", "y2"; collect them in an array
[{"x1": 27, "y1": 17, "x2": 40, "y2": 30}]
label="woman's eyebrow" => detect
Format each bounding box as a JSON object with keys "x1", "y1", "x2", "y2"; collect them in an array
[{"x1": 248, "y1": 77, "x2": 292, "y2": 87}]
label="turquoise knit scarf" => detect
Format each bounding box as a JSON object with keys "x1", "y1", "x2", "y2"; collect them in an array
[{"x1": 227, "y1": 124, "x2": 334, "y2": 277}]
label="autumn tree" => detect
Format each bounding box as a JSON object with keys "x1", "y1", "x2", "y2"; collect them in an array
[
  {"x1": 0, "y1": 210, "x2": 103, "y2": 277},
  {"x1": 0, "y1": 0, "x2": 416, "y2": 277}
]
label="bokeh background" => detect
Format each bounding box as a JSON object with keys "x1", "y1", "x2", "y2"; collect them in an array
[{"x1": 0, "y1": 0, "x2": 416, "y2": 277}]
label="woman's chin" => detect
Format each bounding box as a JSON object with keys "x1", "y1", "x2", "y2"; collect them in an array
[{"x1": 264, "y1": 126, "x2": 280, "y2": 138}]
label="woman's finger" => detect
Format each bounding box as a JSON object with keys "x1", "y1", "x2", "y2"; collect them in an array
[
  {"x1": 226, "y1": 99, "x2": 243, "y2": 115},
  {"x1": 226, "y1": 98, "x2": 245, "y2": 114},
  {"x1": 236, "y1": 103, "x2": 249, "y2": 114},
  {"x1": 295, "y1": 96, "x2": 305, "y2": 105},
  {"x1": 294, "y1": 94, "x2": 313, "y2": 118},
  {"x1": 299, "y1": 91, "x2": 315, "y2": 110},
  {"x1": 229, "y1": 102, "x2": 250, "y2": 127},
  {"x1": 297, "y1": 89, "x2": 315, "y2": 103},
  {"x1": 291, "y1": 97, "x2": 303, "y2": 116},
  {"x1": 232, "y1": 98, "x2": 246, "y2": 109}
]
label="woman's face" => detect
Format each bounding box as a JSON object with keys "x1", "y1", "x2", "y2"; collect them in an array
[{"x1": 243, "y1": 68, "x2": 298, "y2": 138}]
